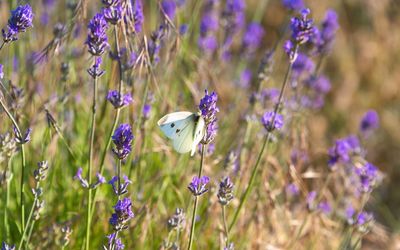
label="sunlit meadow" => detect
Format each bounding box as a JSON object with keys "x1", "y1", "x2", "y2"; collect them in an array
[{"x1": 1, "y1": 0, "x2": 400, "y2": 249}]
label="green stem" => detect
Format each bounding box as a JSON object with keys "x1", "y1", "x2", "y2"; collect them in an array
[
  {"x1": 187, "y1": 144, "x2": 206, "y2": 250},
  {"x1": 0, "y1": 97, "x2": 26, "y2": 231},
  {"x1": 117, "y1": 159, "x2": 122, "y2": 200},
  {"x1": 17, "y1": 182, "x2": 39, "y2": 250},
  {"x1": 0, "y1": 42, "x2": 5, "y2": 51},
  {"x1": 230, "y1": 56, "x2": 295, "y2": 231},
  {"x1": 222, "y1": 205, "x2": 229, "y2": 247},
  {"x1": 24, "y1": 220, "x2": 35, "y2": 249},
  {"x1": 85, "y1": 60, "x2": 99, "y2": 250},
  {"x1": 4, "y1": 160, "x2": 12, "y2": 241}
]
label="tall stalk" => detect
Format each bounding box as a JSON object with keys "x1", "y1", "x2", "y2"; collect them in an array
[
  {"x1": 85, "y1": 58, "x2": 99, "y2": 250},
  {"x1": 230, "y1": 55, "x2": 295, "y2": 231},
  {"x1": 0, "y1": 97, "x2": 27, "y2": 231},
  {"x1": 187, "y1": 144, "x2": 206, "y2": 250}
]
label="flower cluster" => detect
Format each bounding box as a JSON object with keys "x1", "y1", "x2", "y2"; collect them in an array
[
  {"x1": 242, "y1": 22, "x2": 265, "y2": 55},
  {"x1": 282, "y1": 0, "x2": 304, "y2": 11},
  {"x1": 353, "y1": 162, "x2": 379, "y2": 193},
  {"x1": 148, "y1": 25, "x2": 165, "y2": 64},
  {"x1": 167, "y1": 208, "x2": 186, "y2": 231},
  {"x1": 109, "y1": 197, "x2": 135, "y2": 230},
  {"x1": 346, "y1": 206, "x2": 374, "y2": 233},
  {"x1": 161, "y1": 0, "x2": 177, "y2": 20},
  {"x1": 328, "y1": 135, "x2": 361, "y2": 167},
  {"x1": 103, "y1": 3, "x2": 123, "y2": 25},
  {"x1": 198, "y1": 0, "x2": 219, "y2": 53},
  {"x1": 2, "y1": 4, "x2": 34, "y2": 43},
  {"x1": 86, "y1": 13, "x2": 109, "y2": 56},
  {"x1": 112, "y1": 124, "x2": 134, "y2": 160},
  {"x1": 105, "y1": 233, "x2": 124, "y2": 250},
  {"x1": 217, "y1": 177, "x2": 234, "y2": 205},
  {"x1": 261, "y1": 111, "x2": 284, "y2": 132},
  {"x1": 188, "y1": 176, "x2": 210, "y2": 196},
  {"x1": 74, "y1": 167, "x2": 105, "y2": 189},
  {"x1": 106, "y1": 90, "x2": 133, "y2": 109},
  {"x1": 1, "y1": 242, "x2": 15, "y2": 250},
  {"x1": 87, "y1": 57, "x2": 105, "y2": 78},
  {"x1": 13, "y1": 127, "x2": 32, "y2": 144},
  {"x1": 284, "y1": 9, "x2": 316, "y2": 62},
  {"x1": 360, "y1": 110, "x2": 379, "y2": 136},
  {"x1": 199, "y1": 90, "x2": 219, "y2": 144},
  {"x1": 109, "y1": 175, "x2": 132, "y2": 196},
  {"x1": 314, "y1": 10, "x2": 339, "y2": 55},
  {"x1": 0, "y1": 64, "x2": 4, "y2": 79}
]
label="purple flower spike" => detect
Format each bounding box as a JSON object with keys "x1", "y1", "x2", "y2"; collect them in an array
[
  {"x1": 86, "y1": 13, "x2": 109, "y2": 56},
  {"x1": 290, "y1": 8, "x2": 316, "y2": 45},
  {"x1": 360, "y1": 110, "x2": 379, "y2": 135},
  {"x1": 188, "y1": 176, "x2": 210, "y2": 196},
  {"x1": 1, "y1": 242, "x2": 15, "y2": 250},
  {"x1": 0, "y1": 64, "x2": 4, "y2": 79},
  {"x1": 107, "y1": 90, "x2": 133, "y2": 109},
  {"x1": 112, "y1": 124, "x2": 134, "y2": 160},
  {"x1": 105, "y1": 233, "x2": 124, "y2": 250},
  {"x1": 109, "y1": 175, "x2": 132, "y2": 196},
  {"x1": 199, "y1": 90, "x2": 219, "y2": 144},
  {"x1": 282, "y1": 0, "x2": 304, "y2": 11},
  {"x1": 88, "y1": 57, "x2": 105, "y2": 78},
  {"x1": 13, "y1": 127, "x2": 32, "y2": 144},
  {"x1": 74, "y1": 167, "x2": 89, "y2": 188},
  {"x1": 261, "y1": 111, "x2": 284, "y2": 132},
  {"x1": 306, "y1": 190, "x2": 317, "y2": 211},
  {"x1": 286, "y1": 183, "x2": 299, "y2": 196},
  {"x1": 242, "y1": 22, "x2": 265, "y2": 53},
  {"x1": 142, "y1": 104, "x2": 152, "y2": 120},
  {"x1": 103, "y1": 4, "x2": 123, "y2": 25},
  {"x1": 109, "y1": 197, "x2": 134, "y2": 230},
  {"x1": 217, "y1": 176, "x2": 234, "y2": 205},
  {"x1": 316, "y1": 10, "x2": 339, "y2": 54},
  {"x1": 2, "y1": 4, "x2": 34, "y2": 43},
  {"x1": 354, "y1": 162, "x2": 379, "y2": 193},
  {"x1": 161, "y1": 0, "x2": 177, "y2": 20}
]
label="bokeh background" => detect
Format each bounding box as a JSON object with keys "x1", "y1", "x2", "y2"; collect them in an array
[{"x1": 1, "y1": 0, "x2": 400, "y2": 249}]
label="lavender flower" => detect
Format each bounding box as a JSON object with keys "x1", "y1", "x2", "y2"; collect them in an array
[
  {"x1": 316, "y1": 10, "x2": 339, "y2": 54},
  {"x1": 13, "y1": 127, "x2": 32, "y2": 144},
  {"x1": 109, "y1": 175, "x2": 132, "y2": 196},
  {"x1": 188, "y1": 176, "x2": 210, "y2": 196},
  {"x1": 74, "y1": 167, "x2": 89, "y2": 188},
  {"x1": 198, "y1": 1, "x2": 219, "y2": 54},
  {"x1": 161, "y1": 0, "x2": 177, "y2": 20},
  {"x1": 292, "y1": 53, "x2": 315, "y2": 79},
  {"x1": 199, "y1": 90, "x2": 219, "y2": 144},
  {"x1": 109, "y1": 197, "x2": 135, "y2": 229},
  {"x1": 261, "y1": 111, "x2": 284, "y2": 132},
  {"x1": 318, "y1": 201, "x2": 332, "y2": 215},
  {"x1": 103, "y1": 4, "x2": 123, "y2": 25},
  {"x1": 354, "y1": 162, "x2": 379, "y2": 193},
  {"x1": 283, "y1": 40, "x2": 297, "y2": 62},
  {"x1": 345, "y1": 205, "x2": 356, "y2": 225},
  {"x1": 286, "y1": 183, "x2": 299, "y2": 196},
  {"x1": 0, "y1": 64, "x2": 3, "y2": 79},
  {"x1": 87, "y1": 57, "x2": 105, "y2": 78},
  {"x1": 142, "y1": 104, "x2": 152, "y2": 120},
  {"x1": 360, "y1": 110, "x2": 379, "y2": 135},
  {"x1": 282, "y1": 0, "x2": 304, "y2": 11},
  {"x1": 86, "y1": 13, "x2": 109, "y2": 56},
  {"x1": 33, "y1": 161, "x2": 49, "y2": 181},
  {"x1": 167, "y1": 208, "x2": 186, "y2": 231},
  {"x1": 112, "y1": 124, "x2": 134, "y2": 160},
  {"x1": 90, "y1": 172, "x2": 106, "y2": 189},
  {"x1": 242, "y1": 22, "x2": 265, "y2": 54},
  {"x1": 328, "y1": 135, "x2": 361, "y2": 167},
  {"x1": 306, "y1": 190, "x2": 317, "y2": 211},
  {"x1": 132, "y1": 0, "x2": 144, "y2": 33},
  {"x1": 105, "y1": 233, "x2": 125, "y2": 250},
  {"x1": 290, "y1": 9, "x2": 316, "y2": 45},
  {"x1": 217, "y1": 177, "x2": 234, "y2": 205},
  {"x1": 1, "y1": 242, "x2": 15, "y2": 250},
  {"x1": 107, "y1": 90, "x2": 133, "y2": 109},
  {"x1": 2, "y1": 4, "x2": 34, "y2": 43},
  {"x1": 148, "y1": 25, "x2": 165, "y2": 63},
  {"x1": 239, "y1": 69, "x2": 252, "y2": 88}
]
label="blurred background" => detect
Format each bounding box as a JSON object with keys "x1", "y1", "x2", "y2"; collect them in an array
[{"x1": 1, "y1": 0, "x2": 400, "y2": 249}]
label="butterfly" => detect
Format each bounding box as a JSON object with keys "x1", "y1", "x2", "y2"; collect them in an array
[{"x1": 158, "y1": 111, "x2": 205, "y2": 156}]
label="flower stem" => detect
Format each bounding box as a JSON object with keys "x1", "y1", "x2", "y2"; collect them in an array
[
  {"x1": 187, "y1": 144, "x2": 206, "y2": 250},
  {"x1": 0, "y1": 97, "x2": 26, "y2": 231},
  {"x1": 230, "y1": 57, "x2": 294, "y2": 231},
  {"x1": 117, "y1": 159, "x2": 122, "y2": 200},
  {"x1": 222, "y1": 205, "x2": 229, "y2": 247},
  {"x1": 0, "y1": 42, "x2": 5, "y2": 51},
  {"x1": 85, "y1": 59, "x2": 99, "y2": 250}
]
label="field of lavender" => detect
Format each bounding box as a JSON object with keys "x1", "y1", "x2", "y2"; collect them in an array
[{"x1": 1, "y1": 0, "x2": 400, "y2": 249}]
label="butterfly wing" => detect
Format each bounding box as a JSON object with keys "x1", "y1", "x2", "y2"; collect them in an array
[
  {"x1": 158, "y1": 111, "x2": 194, "y2": 139},
  {"x1": 172, "y1": 121, "x2": 195, "y2": 154},
  {"x1": 191, "y1": 115, "x2": 205, "y2": 156}
]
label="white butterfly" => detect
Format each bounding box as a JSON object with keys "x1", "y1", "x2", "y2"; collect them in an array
[{"x1": 158, "y1": 111, "x2": 205, "y2": 156}]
